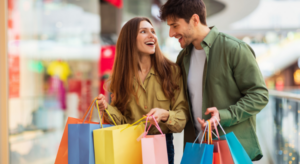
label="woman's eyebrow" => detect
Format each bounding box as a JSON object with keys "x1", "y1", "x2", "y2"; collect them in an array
[{"x1": 139, "y1": 27, "x2": 154, "y2": 30}]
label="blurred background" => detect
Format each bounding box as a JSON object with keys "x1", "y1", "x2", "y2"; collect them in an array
[{"x1": 2, "y1": 0, "x2": 300, "y2": 163}]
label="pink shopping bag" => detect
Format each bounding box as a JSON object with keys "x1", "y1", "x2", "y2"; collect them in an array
[{"x1": 141, "y1": 116, "x2": 168, "y2": 164}]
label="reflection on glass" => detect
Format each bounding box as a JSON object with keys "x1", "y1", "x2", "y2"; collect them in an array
[{"x1": 7, "y1": 0, "x2": 100, "y2": 163}]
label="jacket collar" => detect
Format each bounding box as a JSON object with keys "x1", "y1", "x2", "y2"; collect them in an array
[{"x1": 183, "y1": 26, "x2": 219, "y2": 56}]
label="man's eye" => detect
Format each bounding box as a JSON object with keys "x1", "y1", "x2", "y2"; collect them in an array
[{"x1": 173, "y1": 26, "x2": 177, "y2": 28}]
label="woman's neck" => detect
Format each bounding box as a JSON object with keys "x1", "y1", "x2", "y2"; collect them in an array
[{"x1": 138, "y1": 55, "x2": 151, "y2": 73}]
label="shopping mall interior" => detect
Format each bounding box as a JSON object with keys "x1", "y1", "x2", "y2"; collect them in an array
[{"x1": 1, "y1": 0, "x2": 300, "y2": 163}]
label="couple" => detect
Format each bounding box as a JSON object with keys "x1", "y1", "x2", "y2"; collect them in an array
[{"x1": 97, "y1": 0, "x2": 269, "y2": 163}]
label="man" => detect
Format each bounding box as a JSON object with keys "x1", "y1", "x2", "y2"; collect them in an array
[{"x1": 160, "y1": 0, "x2": 269, "y2": 161}]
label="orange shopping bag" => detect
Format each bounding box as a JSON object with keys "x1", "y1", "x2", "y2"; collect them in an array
[{"x1": 54, "y1": 98, "x2": 102, "y2": 164}]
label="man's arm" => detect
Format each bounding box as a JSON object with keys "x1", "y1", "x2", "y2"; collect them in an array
[{"x1": 218, "y1": 42, "x2": 269, "y2": 127}]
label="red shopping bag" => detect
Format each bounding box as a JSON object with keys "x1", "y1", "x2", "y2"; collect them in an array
[
  {"x1": 212, "y1": 118, "x2": 234, "y2": 164},
  {"x1": 54, "y1": 98, "x2": 101, "y2": 164}
]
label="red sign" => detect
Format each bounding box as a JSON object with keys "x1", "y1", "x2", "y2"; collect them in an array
[
  {"x1": 99, "y1": 46, "x2": 116, "y2": 97},
  {"x1": 104, "y1": 0, "x2": 123, "y2": 8},
  {"x1": 99, "y1": 45, "x2": 116, "y2": 75},
  {"x1": 9, "y1": 55, "x2": 20, "y2": 98}
]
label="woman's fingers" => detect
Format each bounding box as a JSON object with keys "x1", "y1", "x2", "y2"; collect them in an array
[
  {"x1": 97, "y1": 99, "x2": 106, "y2": 111},
  {"x1": 97, "y1": 94, "x2": 105, "y2": 100}
]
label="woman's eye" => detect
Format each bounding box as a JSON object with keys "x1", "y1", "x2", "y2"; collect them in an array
[
  {"x1": 141, "y1": 30, "x2": 146, "y2": 33},
  {"x1": 152, "y1": 31, "x2": 155, "y2": 34}
]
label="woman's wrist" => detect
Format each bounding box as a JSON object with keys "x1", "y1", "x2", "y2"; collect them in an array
[{"x1": 161, "y1": 110, "x2": 170, "y2": 122}]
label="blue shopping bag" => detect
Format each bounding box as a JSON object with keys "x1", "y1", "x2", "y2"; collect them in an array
[
  {"x1": 68, "y1": 99, "x2": 113, "y2": 164},
  {"x1": 68, "y1": 124, "x2": 113, "y2": 164},
  {"x1": 219, "y1": 132, "x2": 252, "y2": 164},
  {"x1": 181, "y1": 120, "x2": 214, "y2": 164}
]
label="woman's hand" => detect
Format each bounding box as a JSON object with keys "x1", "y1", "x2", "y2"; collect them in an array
[
  {"x1": 97, "y1": 94, "x2": 108, "y2": 111},
  {"x1": 145, "y1": 108, "x2": 169, "y2": 125}
]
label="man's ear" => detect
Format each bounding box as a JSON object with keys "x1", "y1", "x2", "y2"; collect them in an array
[{"x1": 190, "y1": 14, "x2": 200, "y2": 26}]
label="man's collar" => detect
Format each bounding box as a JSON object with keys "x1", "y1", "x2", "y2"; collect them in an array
[
  {"x1": 202, "y1": 26, "x2": 219, "y2": 48},
  {"x1": 184, "y1": 26, "x2": 219, "y2": 56}
]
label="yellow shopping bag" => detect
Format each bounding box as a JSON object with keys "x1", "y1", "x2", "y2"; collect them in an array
[{"x1": 93, "y1": 108, "x2": 145, "y2": 164}]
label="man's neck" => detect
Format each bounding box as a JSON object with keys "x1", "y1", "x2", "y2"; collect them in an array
[{"x1": 192, "y1": 25, "x2": 211, "y2": 50}]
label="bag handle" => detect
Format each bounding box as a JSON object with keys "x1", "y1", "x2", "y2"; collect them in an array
[
  {"x1": 95, "y1": 100, "x2": 117, "y2": 127},
  {"x1": 81, "y1": 97, "x2": 97, "y2": 123},
  {"x1": 212, "y1": 116, "x2": 226, "y2": 135},
  {"x1": 143, "y1": 115, "x2": 163, "y2": 137},
  {"x1": 193, "y1": 120, "x2": 214, "y2": 147},
  {"x1": 193, "y1": 121, "x2": 208, "y2": 147},
  {"x1": 120, "y1": 116, "x2": 147, "y2": 132}
]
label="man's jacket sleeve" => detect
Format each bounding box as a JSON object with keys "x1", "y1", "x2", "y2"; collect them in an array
[{"x1": 219, "y1": 43, "x2": 269, "y2": 127}]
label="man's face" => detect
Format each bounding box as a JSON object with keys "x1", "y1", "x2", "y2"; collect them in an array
[{"x1": 167, "y1": 17, "x2": 195, "y2": 48}]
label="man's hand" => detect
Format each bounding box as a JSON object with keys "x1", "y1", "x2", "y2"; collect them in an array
[
  {"x1": 97, "y1": 94, "x2": 108, "y2": 111},
  {"x1": 146, "y1": 108, "x2": 169, "y2": 125},
  {"x1": 197, "y1": 107, "x2": 220, "y2": 130}
]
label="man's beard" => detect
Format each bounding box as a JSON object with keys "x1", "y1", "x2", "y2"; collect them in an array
[
  {"x1": 182, "y1": 29, "x2": 194, "y2": 48},
  {"x1": 182, "y1": 35, "x2": 193, "y2": 48}
]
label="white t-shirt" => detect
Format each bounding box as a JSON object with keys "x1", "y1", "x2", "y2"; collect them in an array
[{"x1": 187, "y1": 46, "x2": 207, "y2": 134}]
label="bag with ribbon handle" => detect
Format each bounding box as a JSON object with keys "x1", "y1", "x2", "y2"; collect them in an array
[
  {"x1": 212, "y1": 118, "x2": 252, "y2": 164},
  {"x1": 210, "y1": 117, "x2": 234, "y2": 164},
  {"x1": 93, "y1": 110, "x2": 145, "y2": 164},
  {"x1": 68, "y1": 99, "x2": 113, "y2": 164},
  {"x1": 54, "y1": 98, "x2": 111, "y2": 164},
  {"x1": 180, "y1": 120, "x2": 214, "y2": 164},
  {"x1": 140, "y1": 115, "x2": 168, "y2": 164}
]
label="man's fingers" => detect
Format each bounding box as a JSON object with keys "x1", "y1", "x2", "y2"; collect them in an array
[
  {"x1": 197, "y1": 118, "x2": 205, "y2": 124},
  {"x1": 205, "y1": 107, "x2": 217, "y2": 115}
]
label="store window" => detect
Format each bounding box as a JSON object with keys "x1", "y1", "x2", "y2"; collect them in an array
[{"x1": 7, "y1": 0, "x2": 100, "y2": 163}]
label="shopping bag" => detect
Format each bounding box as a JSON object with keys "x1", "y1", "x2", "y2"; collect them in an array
[
  {"x1": 211, "y1": 119, "x2": 233, "y2": 164},
  {"x1": 93, "y1": 115, "x2": 145, "y2": 164},
  {"x1": 181, "y1": 120, "x2": 214, "y2": 164},
  {"x1": 213, "y1": 152, "x2": 221, "y2": 164},
  {"x1": 141, "y1": 115, "x2": 168, "y2": 164},
  {"x1": 213, "y1": 119, "x2": 252, "y2": 164},
  {"x1": 219, "y1": 132, "x2": 252, "y2": 164},
  {"x1": 68, "y1": 100, "x2": 113, "y2": 164},
  {"x1": 55, "y1": 98, "x2": 100, "y2": 164}
]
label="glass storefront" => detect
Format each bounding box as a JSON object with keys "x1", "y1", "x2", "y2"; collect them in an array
[{"x1": 6, "y1": 0, "x2": 100, "y2": 163}]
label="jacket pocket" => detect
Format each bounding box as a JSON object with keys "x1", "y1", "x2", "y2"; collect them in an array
[
  {"x1": 155, "y1": 91, "x2": 170, "y2": 110},
  {"x1": 156, "y1": 91, "x2": 168, "y2": 101}
]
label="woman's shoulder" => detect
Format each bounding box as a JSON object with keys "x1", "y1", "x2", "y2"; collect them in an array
[{"x1": 170, "y1": 64, "x2": 181, "y2": 76}]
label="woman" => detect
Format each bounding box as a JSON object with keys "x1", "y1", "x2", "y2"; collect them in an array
[{"x1": 97, "y1": 17, "x2": 188, "y2": 164}]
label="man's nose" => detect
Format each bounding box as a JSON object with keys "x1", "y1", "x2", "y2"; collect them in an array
[{"x1": 169, "y1": 28, "x2": 175, "y2": 38}]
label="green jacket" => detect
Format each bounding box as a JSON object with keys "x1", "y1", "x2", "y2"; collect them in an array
[{"x1": 177, "y1": 27, "x2": 269, "y2": 161}]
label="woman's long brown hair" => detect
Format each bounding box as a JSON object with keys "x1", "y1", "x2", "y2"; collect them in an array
[{"x1": 108, "y1": 17, "x2": 180, "y2": 113}]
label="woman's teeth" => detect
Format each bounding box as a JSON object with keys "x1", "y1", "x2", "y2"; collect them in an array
[{"x1": 145, "y1": 42, "x2": 154, "y2": 45}]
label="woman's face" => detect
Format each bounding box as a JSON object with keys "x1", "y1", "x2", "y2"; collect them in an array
[{"x1": 136, "y1": 21, "x2": 157, "y2": 56}]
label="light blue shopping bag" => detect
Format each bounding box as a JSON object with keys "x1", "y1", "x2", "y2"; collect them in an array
[
  {"x1": 181, "y1": 121, "x2": 214, "y2": 164},
  {"x1": 211, "y1": 118, "x2": 252, "y2": 164}
]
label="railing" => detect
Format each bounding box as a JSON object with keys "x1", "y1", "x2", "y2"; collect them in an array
[{"x1": 256, "y1": 90, "x2": 300, "y2": 164}]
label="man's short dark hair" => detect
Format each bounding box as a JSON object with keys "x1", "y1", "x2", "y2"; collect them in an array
[{"x1": 160, "y1": 0, "x2": 207, "y2": 25}]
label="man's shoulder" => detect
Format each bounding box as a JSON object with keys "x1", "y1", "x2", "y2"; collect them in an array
[{"x1": 216, "y1": 32, "x2": 245, "y2": 48}]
